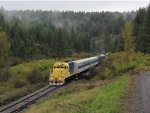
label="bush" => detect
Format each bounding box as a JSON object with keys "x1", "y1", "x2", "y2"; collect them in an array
[
  {"x1": 12, "y1": 78, "x2": 27, "y2": 88},
  {"x1": 27, "y1": 68, "x2": 43, "y2": 84},
  {"x1": 86, "y1": 83, "x2": 95, "y2": 90},
  {"x1": 93, "y1": 52, "x2": 150, "y2": 80},
  {"x1": 10, "y1": 57, "x2": 24, "y2": 66},
  {"x1": 89, "y1": 68, "x2": 97, "y2": 77},
  {"x1": 104, "y1": 52, "x2": 150, "y2": 77},
  {"x1": 104, "y1": 68, "x2": 114, "y2": 78},
  {"x1": 41, "y1": 70, "x2": 50, "y2": 83},
  {"x1": 0, "y1": 68, "x2": 12, "y2": 83},
  {"x1": 10, "y1": 59, "x2": 55, "y2": 75}
]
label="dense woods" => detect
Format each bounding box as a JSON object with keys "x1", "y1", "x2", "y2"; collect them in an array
[
  {"x1": 0, "y1": 8, "x2": 136, "y2": 60},
  {"x1": 0, "y1": 5, "x2": 149, "y2": 62},
  {"x1": 0, "y1": 5, "x2": 149, "y2": 79},
  {"x1": 134, "y1": 5, "x2": 150, "y2": 53}
]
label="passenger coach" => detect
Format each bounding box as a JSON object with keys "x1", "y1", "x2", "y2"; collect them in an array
[{"x1": 49, "y1": 54, "x2": 105, "y2": 85}]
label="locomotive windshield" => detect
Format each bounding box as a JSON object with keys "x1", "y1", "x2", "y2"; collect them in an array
[{"x1": 54, "y1": 66, "x2": 68, "y2": 69}]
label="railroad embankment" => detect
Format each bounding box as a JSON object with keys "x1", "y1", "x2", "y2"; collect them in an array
[
  {"x1": 25, "y1": 75, "x2": 129, "y2": 113},
  {"x1": 0, "y1": 58, "x2": 76, "y2": 106},
  {"x1": 25, "y1": 52, "x2": 150, "y2": 113}
]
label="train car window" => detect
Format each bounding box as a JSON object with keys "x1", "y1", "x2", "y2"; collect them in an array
[{"x1": 68, "y1": 62, "x2": 74, "y2": 73}]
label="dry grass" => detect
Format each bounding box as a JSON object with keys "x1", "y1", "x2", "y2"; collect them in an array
[
  {"x1": 25, "y1": 75, "x2": 129, "y2": 113},
  {"x1": 24, "y1": 52, "x2": 150, "y2": 113},
  {"x1": 0, "y1": 58, "x2": 76, "y2": 105}
]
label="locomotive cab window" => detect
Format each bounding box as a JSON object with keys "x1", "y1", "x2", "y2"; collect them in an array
[{"x1": 65, "y1": 66, "x2": 68, "y2": 69}]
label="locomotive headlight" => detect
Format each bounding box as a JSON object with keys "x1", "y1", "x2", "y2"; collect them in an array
[
  {"x1": 58, "y1": 77, "x2": 61, "y2": 80},
  {"x1": 51, "y1": 77, "x2": 54, "y2": 80}
]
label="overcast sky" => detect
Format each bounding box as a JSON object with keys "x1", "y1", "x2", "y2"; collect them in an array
[{"x1": 0, "y1": 1, "x2": 150, "y2": 12}]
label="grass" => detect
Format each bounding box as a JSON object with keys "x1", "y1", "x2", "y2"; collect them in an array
[
  {"x1": 0, "y1": 57, "x2": 77, "y2": 106},
  {"x1": 25, "y1": 75, "x2": 129, "y2": 113},
  {"x1": 76, "y1": 75, "x2": 128, "y2": 113},
  {"x1": 1, "y1": 51, "x2": 150, "y2": 110},
  {"x1": 103, "y1": 52, "x2": 150, "y2": 79},
  {"x1": 24, "y1": 52, "x2": 150, "y2": 113},
  {"x1": 10, "y1": 59, "x2": 55, "y2": 75},
  {"x1": 10, "y1": 58, "x2": 76, "y2": 75}
]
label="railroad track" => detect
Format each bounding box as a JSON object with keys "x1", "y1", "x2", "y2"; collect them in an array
[{"x1": 0, "y1": 85, "x2": 59, "y2": 113}]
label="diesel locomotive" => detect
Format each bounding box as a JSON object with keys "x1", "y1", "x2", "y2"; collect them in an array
[{"x1": 49, "y1": 54, "x2": 105, "y2": 85}]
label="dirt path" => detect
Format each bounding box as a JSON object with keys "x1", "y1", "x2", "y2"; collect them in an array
[{"x1": 125, "y1": 71, "x2": 150, "y2": 113}]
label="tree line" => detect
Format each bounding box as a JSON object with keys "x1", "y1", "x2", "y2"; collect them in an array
[
  {"x1": 0, "y1": 5, "x2": 149, "y2": 66},
  {"x1": 0, "y1": 8, "x2": 136, "y2": 61},
  {"x1": 0, "y1": 5, "x2": 149, "y2": 83},
  {"x1": 134, "y1": 5, "x2": 150, "y2": 53},
  {"x1": 113, "y1": 4, "x2": 150, "y2": 53}
]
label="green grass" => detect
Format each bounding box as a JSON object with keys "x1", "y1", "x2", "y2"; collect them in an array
[
  {"x1": 10, "y1": 59, "x2": 56, "y2": 75},
  {"x1": 0, "y1": 57, "x2": 77, "y2": 106},
  {"x1": 25, "y1": 75, "x2": 129, "y2": 113},
  {"x1": 1, "y1": 52, "x2": 149, "y2": 108},
  {"x1": 10, "y1": 58, "x2": 77, "y2": 75},
  {"x1": 76, "y1": 75, "x2": 128, "y2": 113},
  {"x1": 103, "y1": 52, "x2": 150, "y2": 79},
  {"x1": 24, "y1": 52, "x2": 150, "y2": 113}
]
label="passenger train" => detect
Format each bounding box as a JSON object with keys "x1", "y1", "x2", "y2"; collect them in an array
[{"x1": 49, "y1": 54, "x2": 105, "y2": 85}]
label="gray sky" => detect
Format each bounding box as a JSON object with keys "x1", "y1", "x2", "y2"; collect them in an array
[{"x1": 0, "y1": 1, "x2": 150, "y2": 12}]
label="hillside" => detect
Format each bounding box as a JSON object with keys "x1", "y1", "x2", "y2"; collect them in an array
[
  {"x1": 0, "y1": 8, "x2": 136, "y2": 59},
  {"x1": 0, "y1": 3, "x2": 150, "y2": 113},
  {"x1": 24, "y1": 52, "x2": 150, "y2": 113}
]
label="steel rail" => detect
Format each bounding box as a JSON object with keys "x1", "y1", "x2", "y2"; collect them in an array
[{"x1": 0, "y1": 85, "x2": 59, "y2": 113}]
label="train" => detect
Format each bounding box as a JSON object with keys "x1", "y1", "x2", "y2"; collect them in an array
[{"x1": 49, "y1": 54, "x2": 105, "y2": 85}]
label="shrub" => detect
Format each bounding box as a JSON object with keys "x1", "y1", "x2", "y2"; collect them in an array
[
  {"x1": 93, "y1": 52, "x2": 150, "y2": 80},
  {"x1": 10, "y1": 59, "x2": 55, "y2": 75},
  {"x1": 27, "y1": 68, "x2": 43, "y2": 84},
  {"x1": 104, "y1": 68, "x2": 114, "y2": 78},
  {"x1": 104, "y1": 52, "x2": 150, "y2": 77},
  {"x1": 12, "y1": 78, "x2": 27, "y2": 88},
  {"x1": 89, "y1": 68, "x2": 97, "y2": 77},
  {"x1": 86, "y1": 83, "x2": 95, "y2": 90},
  {"x1": 0, "y1": 68, "x2": 12, "y2": 83},
  {"x1": 41, "y1": 70, "x2": 50, "y2": 83},
  {"x1": 9, "y1": 57, "x2": 24, "y2": 66}
]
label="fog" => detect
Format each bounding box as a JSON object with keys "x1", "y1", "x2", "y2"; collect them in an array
[{"x1": 0, "y1": 1, "x2": 149, "y2": 12}]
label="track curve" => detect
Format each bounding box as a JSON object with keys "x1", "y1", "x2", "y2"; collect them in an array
[{"x1": 0, "y1": 85, "x2": 59, "y2": 113}]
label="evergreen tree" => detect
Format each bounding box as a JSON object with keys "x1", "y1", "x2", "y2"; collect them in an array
[
  {"x1": 0, "y1": 13, "x2": 5, "y2": 31},
  {"x1": 137, "y1": 5, "x2": 150, "y2": 53},
  {"x1": 122, "y1": 21, "x2": 134, "y2": 52},
  {"x1": 70, "y1": 27, "x2": 75, "y2": 49},
  {"x1": 0, "y1": 32, "x2": 10, "y2": 66},
  {"x1": 134, "y1": 8, "x2": 146, "y2": 51},
  {"x1": 113, "y1": 36, "x2": 124, "y2": 52},
  {"x1": 0, "y1": 9, "x2": 134, "y2": 59},
  {"x1": 55, "y1": 28, "x2": 65, "y2": 58},
  {"x1": 104, "y1": 33, "x2": 111, "y2": 52},
  {"x1": 134, "y1": 8, "x2": 145, "y2": 35}
]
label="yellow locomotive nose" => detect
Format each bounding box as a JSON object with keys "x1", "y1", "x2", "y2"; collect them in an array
[{"x1": 49, "y1": 62, "x2": 70, "y2": 85}]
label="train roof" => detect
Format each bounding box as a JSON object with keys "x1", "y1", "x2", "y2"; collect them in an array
[
  {"x1": 53, "y1": 62, "x2": 69, "y2": 66},
  {"x1": 74, "y1": 56, "x2": 98, "y2": 63}
]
